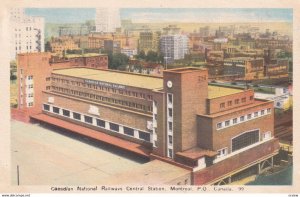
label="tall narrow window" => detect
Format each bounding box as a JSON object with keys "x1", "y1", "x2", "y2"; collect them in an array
[
  {"x1": 168, "y1": 108, "x2": 173, "y2": 117},
  {"x1": 168, "y1": 94, "x2": 173, "y2": 104}
]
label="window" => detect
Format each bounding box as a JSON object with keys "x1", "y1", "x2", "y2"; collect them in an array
[
  {"x1": 139, "y1": 131, "x2": 150, "y2": 141},
  {"x1": 263, "y1": 131, "x2": 271, "y2": 140},
  {"x1": 217, "y1": 148, "x2": 228, "y2": 158},
  {"x1": 168, "y1": 135, "x2": 173, "y2": 144},
  {"x1": 43, "y1": 104, "x2": 50, "y2": 111},
  {"x1": 225, "y1": 120, "x2": 230, "y2": 126},
  {"x1": 168, "y1": 122, "x2": 173, "y2": 132},
  {"x1": 124, "y1": 127, "x2": 134, "y2": 136},
  {"x1": 241, "y1": 97, "x2": 246, "y2": 103},
  {"x1": 227, "y1": 101, "x2": 232, "y2": 106},
  {"x1": 254, "y1": 112, "x2": 258, "y2": 117},
  {"x1": 261, "y1": 110, "x2": 265, "y2": 115},
  {"x1": 73, "y1": 112, "x2": 81, "y2": 120},
  {"x1": 267, "y1": 108, "x2": 271, "y2": 113},
  {"x1": 220, "y1": 103, "x2": 225, "y2": 108},
  {"x1": 250, "y1": 96, "x2": 253, "y2": 100},
  {"x1": 168, "y1": 149, "x2": 173, "y2": 158},
  {"x1": 232, "y1": 130, "x2": 259, "y2": 152},
  {"x1": 63, "y1": 109, "x2": 70, "y2": 117},
  {"x1": 240, "y1": 116, "x2": 245, "y2": 122},
  {"x1": 110, "y1": 123, "x2": 119, "y2": 132},
  {"x1": 247, "y1": 114, "x2": 252, "y2": 120},
  {"x1": 168, "y1": 108, "x2": 173, "y2": 117},
  {"x1": 84, "y1": 115, "x2": 93, "y2": 124},
  {"x1": 168, "y1": 94, "x2": 173, "y2": 104},
  {"x1": 217, "y1": 122, "x2": 222, "y2": 129},
  {"x1": 233, "y1": 118, "x2": 237, "y2": 124},
  {"x1": 96, "y1": 119, "x2": 105, "y2": 127},
  {"x1": 53, "y1": 107, "x2": 60, "y2": 114},
  {"x1": 235, "y1": 99, "x2": 239, "y2": 104}
]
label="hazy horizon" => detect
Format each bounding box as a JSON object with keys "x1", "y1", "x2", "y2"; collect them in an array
[{"x1": 25, "y1": 8, "x2": 292, "y2": 24}]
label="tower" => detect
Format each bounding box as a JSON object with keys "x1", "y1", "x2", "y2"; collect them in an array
[{"x1": 162, "y1": 68, "x2": 208, "y2": 158}]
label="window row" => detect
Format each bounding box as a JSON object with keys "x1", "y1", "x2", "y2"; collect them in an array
[
  {"x1": 51, "y1": 86, "x2": 153, "y2": 113},
  {"x1": 43, "y1": 104, "x2": 151, "y2": 142},
  {"x1": 219, "y1": 95, "x2": 253, "y2": 109},
  {"x1": 51, "y1": 77, "x2": 153, "y2": 101},
  {"x1": 216, "y1": 108, "x2": 271, "y2": 130}
]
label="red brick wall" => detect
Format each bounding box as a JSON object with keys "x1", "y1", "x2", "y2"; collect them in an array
[
  {"x1": 208, "y1": 89, "x2": 255, "y2": 114},
  {"x1": 198, "y1": 101, "x2": 274, "y2": 151},
  {"x1": 163, "y1": 68, "x2": 208, "y2": 154},
  {"x1": 193, "y1": 138, "x2": 279, "y2": 185},
  {"x1": 152, "y1": 90, "x2": 167, "y2": 157},
  {"x1": 17, "y1": 53, "x2": 52, "y2": 115},
  {"x1": 211, "y1": 101, "x2": 274, "y2": 151},
  {"x1": 42, "y1": 91, "x2": 152, "y2": 131},
  {"x1": 17, "y1": 53, "x2": 108, "y2": 116}
]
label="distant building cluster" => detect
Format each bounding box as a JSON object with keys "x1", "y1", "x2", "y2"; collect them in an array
[{"x1": 9, "y1": 9, "x2": 292, "y2": 81}]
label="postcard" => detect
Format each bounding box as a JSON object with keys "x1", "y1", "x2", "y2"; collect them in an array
[{"x1": 0, "y1": 0, "x2": 299, "y2": 195}]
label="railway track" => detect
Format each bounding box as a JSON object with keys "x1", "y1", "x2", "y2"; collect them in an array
[{"x1": 274, "y1": 120, "x2": 293, "y2": 144}]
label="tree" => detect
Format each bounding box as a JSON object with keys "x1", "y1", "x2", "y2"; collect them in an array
[
  {"x1": 45, "y1": 41, "x2": 52, "y2": 52},
  {"x1": 10, "y1": 60, "x2": 17, "y2": 80},
  {"x1": 109, "y1": 53, "x2": 129, "y2": 70},
  {"x1": 145, "y1": 50, "x2": 159, "y2": 62},
  {"x1": 137, "y1": 50, "x2": 146, "y2": 60}
]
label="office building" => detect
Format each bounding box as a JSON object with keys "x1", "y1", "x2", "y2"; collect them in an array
[
  {"x1": 95, "y1": 8, "x2": 121, "y2": 33},
  {"x1": 138, "y1": 31, "x2": 161, "y2": 54},
  {"x1": 223, "y1": 57, "x2": 265, "y2": 80},
  {"x1": 160, "y1": 35, "x2": 189, "y2": 64},
  {"x1": 9, "y1": 8, "x2": 45, "y2": 60}
]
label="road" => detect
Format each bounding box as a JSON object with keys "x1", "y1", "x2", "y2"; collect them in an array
[{"x1": 11, "y1": 120, "x2": 145, "y2": 185}]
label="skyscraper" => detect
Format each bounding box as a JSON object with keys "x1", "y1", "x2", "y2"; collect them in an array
[
  {"x1": 9, "y1": 8, "x2": 45, "y2": 60},
  {"x1": 160, "y1": 34, "x2": 189, "y2": 64},
  {"x1": 95, "y1": 8, "x2": 121, "y2": 33}
]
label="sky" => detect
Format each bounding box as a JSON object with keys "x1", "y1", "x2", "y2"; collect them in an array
[{"x1": 25, "y1": 8, "x2": 293, "y2": 24}]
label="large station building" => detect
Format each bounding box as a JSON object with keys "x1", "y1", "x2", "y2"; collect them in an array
[{"x1": 15, "y1": 52, "x2": 280, "y2": 185}]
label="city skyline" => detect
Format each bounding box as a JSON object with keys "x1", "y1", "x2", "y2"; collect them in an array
[{"x1": 25, "y1": 8, "x2": 292, "y2": 24}]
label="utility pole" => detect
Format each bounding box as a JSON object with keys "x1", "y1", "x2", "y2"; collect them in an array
[{"x1": 17, "y1": 165, "x2": 20, "y2": 185}]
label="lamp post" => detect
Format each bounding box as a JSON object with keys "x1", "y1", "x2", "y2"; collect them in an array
[{"x1": 164, "y1": 56, "x2": 170, "y2": 70}]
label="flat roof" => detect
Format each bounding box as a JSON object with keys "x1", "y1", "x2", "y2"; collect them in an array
[
  {"x1": 52, "y1": 68, "x2": 163, "y2": 89},
  {"x1": 30, "y1": 114, "x2": 151, "y2": 157},
  {"x1": 64, "y1": 53, "x2": 105, "y2": 58},
  {"x1": 52, "y1": 68, "x2": 246, "y2": 96},
  {"x1": 224, "y1": 57, "x2": 263, "y2": 61},
  {"x1": 176, "y1": 147, "x2": 217, "y2": 160},
  {"x1": 208, "y1": 86, "x2": 244, "y2": 99},
  {"x1": 104, "y1": 159, "x2": 191, "y2": 185}
]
